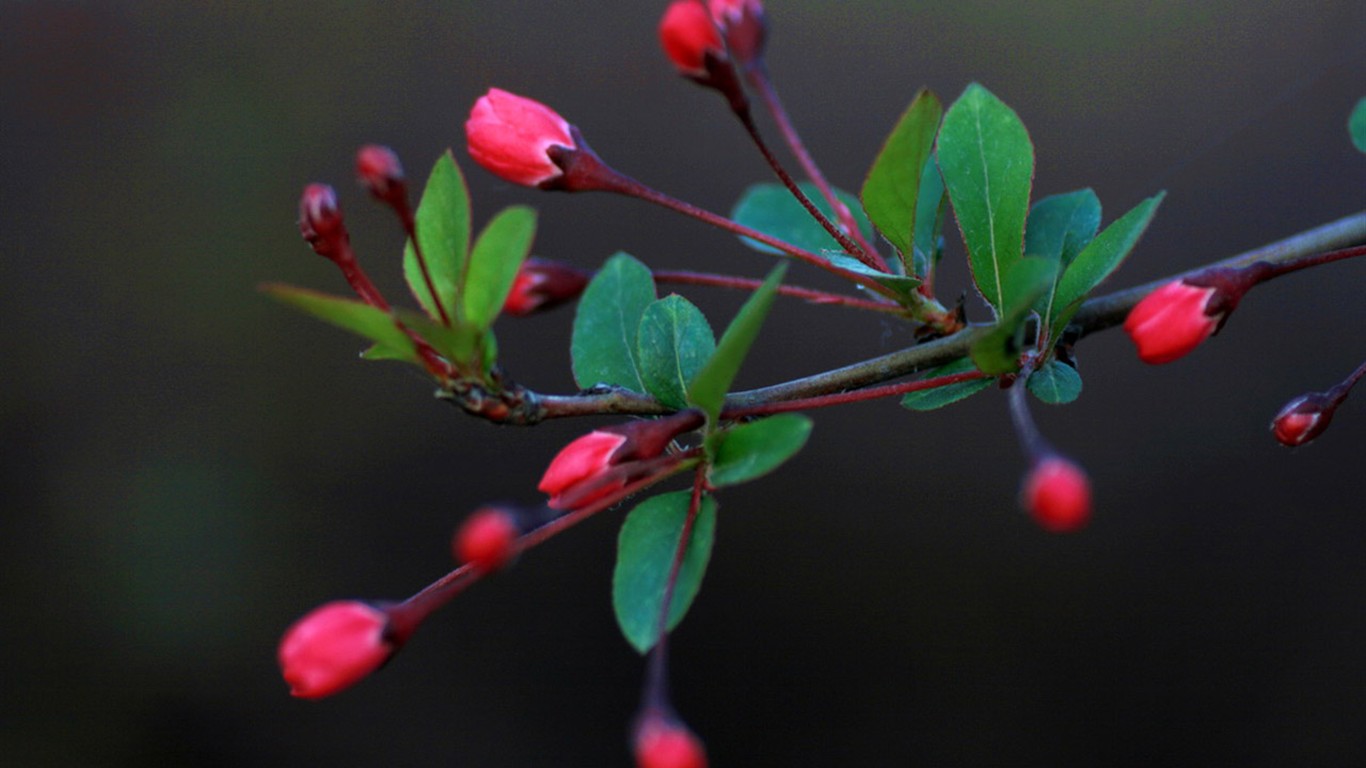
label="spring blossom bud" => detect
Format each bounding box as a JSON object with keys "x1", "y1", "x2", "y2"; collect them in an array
[
  {"x1": 355, "y1": 144, "x2": 405, "y2": 203},
  {"x1": 1270, "y1": 394, "x2": 1335, "y2": 447},
  {"x1": 634, "y1": 716, "x2": 709, "y2": 768},
  {"x1": 503, "y1": 258, "x2": 590, "y2": 316},
  {"x1": 1123, "y1": 280, "x2": 1220, "y2": 365},
  {"x1": 454, "y1": 506, "x2": 521, "y2": 571},
  {"x1": 278, "y1": 600, "x2": 392, "y2": 699},
  {"x1": 538, "y1": 411, "x2": 705, "y2": 510},
  {"x1": 465, "y1": 89, "x2": 577, "y2": 188},
  {"x1": 659, "y1": 1, "x2": 726, "y2": 77},
  {"x1": 1022, "y1": 457, "x2": 1091, "y2": 533}
]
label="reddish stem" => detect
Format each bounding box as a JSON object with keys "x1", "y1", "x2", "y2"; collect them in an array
[
  {"x1": 399, "y1": 206, "x2": 453, "y2": 327},
  {"x1": 643, "y1": 465, "x2": 708, "y2": 712},
  {"x1": 721, "y1": 369, "x2": 989, "y2": 419},
  {"x1": 653, "y1": 269, "x2": 902, "y2": 314}
]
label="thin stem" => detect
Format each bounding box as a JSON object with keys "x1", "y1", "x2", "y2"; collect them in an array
[
  {"x1": 653, "y1": 269, "x2": 902, "y2": 314},
  {"x1": 400, "y1": 207, "x2": 453, "y2": 327},
  {"x1": 734, "y1": 106, "x2": 887, "y2": 271},
  {"x1": 1006, "y1": 360, "x2": 1052, "y2": 461},
  {"x1": 1260, "y1": 243, "x2": 1366, "y2": 280},
  {"x1": 642, "y1": 465, "x2": 708, "y2": 712},
  {"x1": 1326, "y1": 359, "x2": 1366, "y2": 405},
  {"x1": 722, "y1": 370, "x2": 989, "y2": 419},
  {"x1": 746, "y1": 63, "x2": 882, "y2": 261}
]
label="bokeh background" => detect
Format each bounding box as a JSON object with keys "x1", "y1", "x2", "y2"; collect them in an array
[{"x1": 4, "y1": 1, "x2": 1366, "y2": 765}]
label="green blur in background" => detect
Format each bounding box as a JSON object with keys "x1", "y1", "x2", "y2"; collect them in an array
[{"x1": 3, "y1": 2, "x2": 1365, "y2": 765}]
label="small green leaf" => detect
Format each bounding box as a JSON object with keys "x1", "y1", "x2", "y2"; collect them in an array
[
  {"x1": 571, "y1": 252, "x2": 656, "y2": 392},
  {"x1": 462, "y1": 205, "x2": 537, "y2": 330},
  {"x1": 396, "y1": 309, "x2": 496, "y2": 369},
  {"x1": 1026, "y1": 359, "x2": 1082, "y2": 404},
  {"x1": 403, "y1": 152, "x2": 471, "y2": 322},
  {"x1": 730, "y1": 182, "x2": 876, "y2": 257},
  {"x1": 1026, "y1": 189, "x2": 1102, "y2": 327},
  {"x1": 708, "y1": 414, "x2": 813, "y2": 487},
  {"x1": 937, "y1": 83, "x2": 1035, "y2": 314},
  {"x1": 637, "y1": 295, "x2": 716, "y2": 409},
  {"x1": 824, "y1": 253, "x2": 922, "y2": 303},
  {"x1": 1350, "y1": 97, "x2": 1366, "y2": 154},
  {"x1": 687, "y1": 264, "x2": 786, "y2": 423},
  {"x1": 1050, "y1": 192, "x2": 1165, "y2": 330},
  {"x1": 900, "y1": 357, "x2": 993, "y2": 411},
  {"x1": 912, "y1": 157, "x2": 947, "y2": 278},
  {"x1": 861, "y1": 89, "x2": 943, "y2": 271},
  {"x1": 263, "y1": 284, "x2": 418, "y2": 363},
  {"x1": 613, "y1": 491, "x2": 718, "y2": 654},
  {"x1": 970, "y1": 257, "x2": 1056, "y2": 375}
]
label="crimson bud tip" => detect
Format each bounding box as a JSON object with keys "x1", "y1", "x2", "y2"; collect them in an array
[
  {"x1": 278, "y1": 600, "x2": 393, "y2": 700},
  {"x1": 1022, "y1": 456, "x2": 1091, "y2": 533}
]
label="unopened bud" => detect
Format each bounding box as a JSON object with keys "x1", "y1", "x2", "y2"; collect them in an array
[
  {"x1": 298, "y1": 183, "x2": 346, "y2": 258},
  {"x1": 356, "y1": 144, "x2": 406, "y2": 204},
  {"x1": 633, "y1": 714, "x2": 708, "y2": 768},
  {"x1": 278, "y1": 600, "x2": 393, "y2": 699},
  {"x1": 1271, "y1": 393, "x2": 1335, "y2": 447},
  {"x1": 1021, "y1": 456, "x2": 1091, "y2": 533},
  {"x1": 454, "y1": 506, "x2": 522, "y2": 572},
  {"x1": 503, "y1": 258, "x2": 590, "y2": 316}
]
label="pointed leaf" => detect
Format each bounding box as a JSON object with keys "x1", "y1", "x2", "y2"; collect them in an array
[
  {"x1": 912, "y1": 157, "x2": 948, "y2": 278},
  {"x1": 730, "y1": 182, "x2": 875, "y2": 256},
  {"x1": 403, "y1": 152, "x2": 470, "y2": 321},
  {"x1": 687, "y1": 264, "x2": 786, "y2": 422},
  {"x1": 462, "y1": 205, "x2": 537, "y2": 330},
  {"x1": 824, "y1": 253, "x2": 922, "y2": 302},
  {"x1": 262, "y1": 284, "x2": 418, "y2": 363},
  {"x1": 708, "y1": 414, "x2": 813, "y2": 487},
  {"x1": 900, "y1": 357, "x2": 994, "y2": 411},
  {"x1": 1027, "y1": 359, "x2": 1082, "y2": 405},
  {"x1": 1050, "y1": 192, "x2": 1165, "y2": 324},
  {"x1": 861, "y1": 89, "x2": 943, "y2": 270},
  {"x1": 970, "y1": 257, "x2": 1056, "y2": 375},
  {"x1": 937, "y1": 83, "x2": 1035, "y2": 314},
  {"x1": 571, "y1": 252, "x2": 656, "y2": 391},
  {"x1": 1351, "y1": 97, "x2": 1366, "y2": 154},
  {"x1": 613, "y1": 491, "x2": 718, "y2": 654},
  {"x1": 1026, "y1": 189, "x2": 1102, "y2": 322},
  {"x1": 637, "y1": 295, "x2": 716, "y2": 409}
]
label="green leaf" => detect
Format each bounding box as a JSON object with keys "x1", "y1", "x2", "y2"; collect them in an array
[
  {"x1": 969, "y1": 257, "x2": 1056, "y2": 375},
  {"x1": 730, "y1": 182, "x2": 876, "y2": 257},
  {"x1": 708, "y1": 414, "x2": 813, "y2": 487},
  {"x1": 636, "y1": 295, "x2": 716, "y2": 409},
  {"x1": 571, "y1": 252, "x2": 656, "y2": 391},
  {"x1": 900, "y1": 357, "x2": 993, "y2": 411},
  {"x1": 462, "y1": 205, "x2": 537, "y2": 330},
  {"x1": 912, "y1": 157, "x2": 947, "y2": 277},
  {"x1": 1026, "y1": 189, "x2": 1102, "y2": 324},
  {"x1": 687, "y1": 264, "x2": 786, "y2": 423},
  {"x1": 613, "y1": 491, "x2": 718, "y2": 654},
  {"x1": 1351, "y1": 97, "x2": 1366, "y2": 154},
  {"x1": 937, "y1": 83, "x2": 1035, "y2": 314},
  {"x1": 396, "y1": 309, "x2": 496, "y2": 370},
  {"x1": 824, "y1": 253, "x2": 922, "y2": 303},
  {"x1": 403, "y1": 152, "x2": 470, "y2": 322},
  {"x1": 1049, "y1": 192, "x2": 1165, "y2": 328},
  {"x1": 262, "y1": 284, "x2": 418, "y2": 363},
  {"x1": 1026, "y1": 359, "x2": 1082, "y2": 405},
  {"x1": 861, "y1": 89, "x2": 943, "y2": 271}
]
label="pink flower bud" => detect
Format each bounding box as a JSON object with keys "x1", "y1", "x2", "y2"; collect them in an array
[
  {"x1": 1123, "y1": 280, "x2": 1220, "y2": 365},
  {"x1": 502, "y1": 257, "x2": 590, "y2": 317},
  {"x1": 634, "y1": 716, "x2": 708, "y2": 768},
  {"x1": 1270, "y1": 393, "x2": 1335, "y2": 447},
  {"x1": 538, "y1": 411, "x2": 705, "y2": 510},
  {"x1": 454, "y1": 506, "x2": 521, "y2": 571},
  {"x1": 298, "y1": 183, "x2": 346, "y2": 257},
  {"x1": 355, "y1": 144, "x2": 405, "y2": 203},
  {"x1": 709, "y1": 0, "x2": 767, "y2": 66},
  {"x1": 1022, "y1": 457, "x2": 1091, "y2": 533},
  {"x1": 539, "y1": 430, "x2": 631, "y2": 510},
  {"x1": 465, "y1": 88, "x2": 577, "y2": 188},
  {"x1": 278, "y1": 600, "x2": 393, "y2": 699},
  {"x1": 659, "y1": 1, "x2": 726, "y2": 77}
]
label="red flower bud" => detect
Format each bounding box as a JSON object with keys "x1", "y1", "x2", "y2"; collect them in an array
[
  {"x1": 538, "y1": 411, "x2": 705, "y2": 510},
  {"x1": 1022, "y1": 457, "x2": 1091, "y2": 533},
  {"x1": 503, "y1": 257, "x2": 590, "y2": 316},
  {"x1": 659, "y1": 1, "x2": 726, "y2": 77},
  {"x1": 298, "y1": 183, "x2": 346, "y2": 258},
  {"x1": 278, "y1": 600, "x2": 393, "y2": 699},
  {"x1": 454, "y1": 506, "x2": 521, "y2": 571},
  {"x1": 465, "y1": 88, "x2": 577, "y2": 188},
  {"x1": 1123, "y1": 280, "x2": 1220, "y2": 365},
  {"x1": 1270, "y1": 393, "x2": 1335, "y2": 447},
  {"x1": 709, "y1": 0, "x2": 767, "y2": 67},
  {"x1": 634, "y1": 716, "x2": 708, "y2": 768},
  {"x1": 355, "y1": 144, "x2": 405, "y2": 204}
]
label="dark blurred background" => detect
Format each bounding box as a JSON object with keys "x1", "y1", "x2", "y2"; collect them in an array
[{"x1": 4, "y1": 1, "x2": 1365, "y2": 765}]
